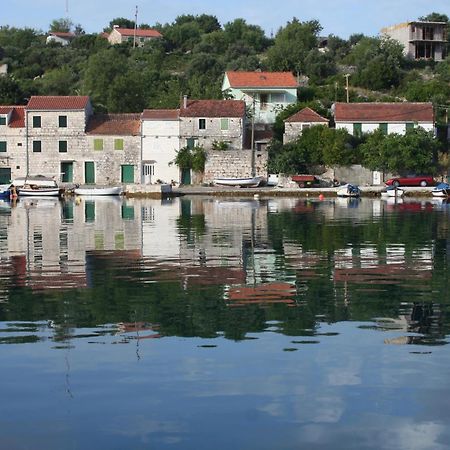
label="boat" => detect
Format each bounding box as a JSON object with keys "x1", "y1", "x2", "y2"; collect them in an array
[
  {"x1": 213, "y1": 176, "x2": 264, "y2": 188},
  {"x1": 431, "y1": 182, "x2": 450, "y2": 198},
  {"x1": 74, "y1": 186, "x2": 123, "y2": 196},
  {"x1": 336, "y1": 183, "x2": 361, "y2": 198},
  {"x1": 381, "y1": 186, "x2": 404, "y2": 198},
  {"x1": 13, "y1": 176, "x2": 61, "y2": 197},
  {"x1": 0, "y1": 184, "x2": 11, "y2": 198}
]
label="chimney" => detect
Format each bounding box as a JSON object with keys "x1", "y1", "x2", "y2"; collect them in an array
[{"x1": 183, "y1": 95, "x2": 188, "y2": 109}]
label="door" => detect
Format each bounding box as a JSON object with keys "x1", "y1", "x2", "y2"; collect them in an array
[
  {"x1": 372, "y1": 171, "x2": 382, "y2": 186},
  {"x1": 0, "y1": 168, "x2": 11, "y2": 184},
  {"x1": 121, "y1": 165, "x2": 134, "y2": 183},
  {"x1": 85, "y1": 162, "x2": 95, "y2": 184},
  {"x1": 181, "y1": 168, "x2": 191, "y2": 185},
  {"x1": 142, "y1": 163, "x2": 154, "y2": 185},
  {"x1": 61, "y1": 162, "x2": 73, "y2": 183}
]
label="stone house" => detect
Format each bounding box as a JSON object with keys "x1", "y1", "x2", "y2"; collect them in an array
[
  {"x1": 284, "y1": 107, "x2": 329, "y2": 143},
  {"x1": 141, "y1": 109, "x2": 180, "y2": 185},
  {"x1": 334, "y1": 102, "x2": 435, "y2": 136},
  {"x1": 108, "y1": 26, "x2": 162, "y2": 46},
  {"x1": 222, "y1": 71, "x2": 298, "y2": 124},
  {"x1": 46, "y1": 31, "x2": 75, "y2": 46},
  {"x1": 381, "y1": 21, "x2": 447, "y2": 61},
  {"x1": 0, "y1": 106, "x2": 26, "y2": 183},
  {"x1": 85, "y1": 114, "x2": 141, "y2": 185}
]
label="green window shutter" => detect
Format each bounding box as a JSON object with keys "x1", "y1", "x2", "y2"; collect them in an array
[
  {"x1": 121, "y1": 164, "x2": 134, "y2": 183},
  {"x1": 114, "y1": 138, "x2": 124, "y2": 150},
  {"x1": 33, "y1": 116, "x2": 41, "y2": 128},
  {"x1": 406, "y1": 122, "x2": 414, "y2": 132},
  {"x1": 220, "y1": 118, "x2": 229, "y2": 130},
  {"x1": 0, "y1": 116, "x2": 6, "y2": 125},
  {"x1": 94, "y1": 139, "x2": 103, "y2": 150},
  {"x1": 33, "y1": 141, "x2": 42, "y2": 152},
  {"x1": 186, "y1": 138, "x2": 195, "y2": 149},
  {"x1": 353, "y1": 123, "x2": 362, "y2": 136},
  {"x1": 379, "y1": 123, "x2": 388, "y2": 134},
  {"x1": 59, "y1": 140, "x2": 68, "y2": 152},
  {"x1": 0, "y1": 141, "x2": 6, "y2": 152},
  {"x1": 58, "y1": 115, "x2": 67, "y2": 127}
]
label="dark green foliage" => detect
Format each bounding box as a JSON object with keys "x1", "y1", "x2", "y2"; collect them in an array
[{"x1": 173, "y1": 145, "x2": 206, "y2": 172}]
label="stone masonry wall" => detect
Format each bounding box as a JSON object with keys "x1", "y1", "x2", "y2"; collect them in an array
[{"x1": 203, "y1": 149, "x2": 268, "y2": 183}]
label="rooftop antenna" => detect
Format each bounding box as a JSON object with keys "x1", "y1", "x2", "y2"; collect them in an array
[
  {"x1": 65, "y1": 0, "x2": 69, "y2": 15},
  {"x1": 133, "y1": 5, "x2": 138, "y2": 48}
]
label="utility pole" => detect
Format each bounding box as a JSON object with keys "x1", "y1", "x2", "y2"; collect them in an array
[
  {"x1": 251, "y1": 96, "x2": 256, "y2": 177},
  {"x1": 344, "y1": 74, "x2": 350, "y2": 103},
  {"x1": 133, "y1": 5, "x2": 138, "y2": 48}
]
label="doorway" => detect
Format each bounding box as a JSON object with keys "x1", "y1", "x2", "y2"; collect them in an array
[{"x1": 61, "y1": 162, "x2": 73, "y2": 183}]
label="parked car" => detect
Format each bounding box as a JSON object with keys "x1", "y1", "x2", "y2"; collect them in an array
[{"x1": 385, "y1": 176, "x2": 435, "y2": 187}]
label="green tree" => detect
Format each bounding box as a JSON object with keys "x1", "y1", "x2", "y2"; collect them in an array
[
  {"x1": 173, "y1": 145, "x2": 206, "y2": 172},
  {"x1": 0, "y1": 75, "x2": 27, "y2": 104},
  {"x1": 107, "y1": 18, "x2": 135, "y2": 31},
  {"x1": 49, "y1": 18, "x2": 74, "y2": 33}
]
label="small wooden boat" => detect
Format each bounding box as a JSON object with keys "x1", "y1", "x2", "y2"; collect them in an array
[
  {"x1": 381, "y1": 186, "x2": 404, "y2": 198},
  {"x1": 432, "y1": 182, "x2": 450, "y2": 198},
  {"x1": 336, "y1": 183, "x2": 361, "y2": 198},
  {"x1": 13, "y1": 176, "x2": 61, "y2": 197},
  {"x1": 74, "y1": 186, "x2": 123, "y2": 196},
  {"x1": 0, "y1": 184, "x2": 11, "y2": 198},
  {"x1": 213, "y1": 176, "x2": 264, "y2": 188}
]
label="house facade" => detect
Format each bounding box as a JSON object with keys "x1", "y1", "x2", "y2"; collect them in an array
[
  {"x1": 334, "y1": 102, "x2": 435, "y2": 136},
  {"x1": 108, "y1": 26, "x2": 162, "y2": 46},
  {"x1": 46, "y1": 32, "x2": 75, "y2": 46},
  {"x1": 284, "y1": 107, "x2": 329, "y2": 143},
  {"x1": 222, "y1": 71, "x2": 298, "y2": 124},
  {"x1": 381, "y1": 21, "x2": 447, "y2": 61}
]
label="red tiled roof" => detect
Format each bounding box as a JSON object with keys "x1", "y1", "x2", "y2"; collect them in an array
[
  {"x1": 27, "y1": 96, "x2": 90, "y2": 110},
  {"x1": 142, "y1": 109, "x2": 180, "y2": 120},
  {"x1": 285, "y1": 107, "x2": 328, "y2": 123},
  {"x1": 0, "y1": 106, "x2": 25, "y2": 128},
  {"x1": 334, "y1": 102, "x2": 434, "y2": 123},
  {"x1": 225, "y1": 71, "x2": 298, "y2": 88},
  {"x1": 86, "y1": 114, "x2": 141, "y2": 135},
  {"x1": 115, "y1": 28, "x2": 162, "y2": 38},
  {"x1": 49, "y1": 31, "x2": 75, "y2": 38},
  {"x1": 180, "y1": 99, "x2": 245, "y2": 118}
]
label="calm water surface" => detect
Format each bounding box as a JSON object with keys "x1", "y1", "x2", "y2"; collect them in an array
[{"x1": 1, "y1": 195, "x2": 450, "y2": 450}]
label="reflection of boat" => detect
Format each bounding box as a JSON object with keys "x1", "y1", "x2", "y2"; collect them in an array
[
  {"x1": 432, "y1": 182, "x2": 450, "y2": 198},
  {"x1": 336, "y1": 184, "x2": 361, "y2": 197},
  {"x1": 74, "y1": 186, "x2": 122, "y2": 196},
  {"x1": 381, "y1": 186, "x2": 404, "y2": 198},
  {"x1": 213, "y1": 176, "x2": 264, "y2": 188},
  {"x1": 13, "y1": 176, "x2": 61, "y2": 197}
]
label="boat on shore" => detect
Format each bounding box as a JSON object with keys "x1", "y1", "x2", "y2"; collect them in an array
[
  {"x1": 213, "y1": 176, "x2": 264, "y2": 188},
  {"x1": 74, "y1": 186, "x2": 123, "y2": 196},
  {"x1": 381, "y1": 186, "x2": 404, "y2": 198},
  {"x1": 0, "y1": 184, "x2": 11, "y2": 198},
  {"x1": 432, "y1": 182, "x2": 450, "y2": 198},
  {"x1": 336, "y1": 183, "x2": 361, "y2": 198}
]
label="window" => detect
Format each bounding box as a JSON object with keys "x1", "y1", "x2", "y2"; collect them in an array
[
  {"x1": 260, "y1": 93, "x2": 268, "y2": 109},
  {"x1": 59, "y1": 140, "x2": 68, "y2": 152},
  {"x1": 379, "y1": 123, "x2": 388, "y2": 135},
  {"x1": 271, "y1": 93, "x2": 286, "y2": 103},
  {"x1": 198, "y1": 119, "x2": 206, "y2": 130},
  {"x1": 302, "y1": 124, "x2": 310, "y2": 131},
  {"x1": 33, "y1": 141, "x2": 42, "y2": 152},
  {"x1": 0, "y1": 116, "x2": 6, "y2": 125},
  {"x1": 58, "y1": 115, "x2": 67, "y2": 127},
  {"x1": 220, "y1": 118, "x2": 229, "y2": 131},
  {"x1": 32, "y1": 116, "x2": 41, "y2": 128},
  {"x1": 406, "y1": 122, "x2": 415, "y2": 132},
  {"x1": 114, "y1": 138, "x2": 124, "y2": 150},
  {"x1": 353, "y1": 123, "x2": 362, "y2": 136},
  {"x1": 186, "y1": 138, "x2": 197, "y2": 149},
  {"x1": 0, "y1": 141, "x2": 6, "y2": 152},
  {"x1": 94, "y1": 139, "x2": 103, "y2": 150}
]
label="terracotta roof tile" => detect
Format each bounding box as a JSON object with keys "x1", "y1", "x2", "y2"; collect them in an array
[
  {"x1": 115, "y1": 28, "x2": 162, "y2": 38},
  {"x1": 334, "y1": 102, "x2": 434, "y2": 123},
  {"x1": 180, "y1": 99, "x2": 245, "y2": 118},
  {"x1": 0, "y1": 106, "x2": 25, "y2": 128},
  {"x1": 285, "y1": 107, "x2": 328, "y2": 123},
  {"x1": 226, "y1": 71, "x2": 298, "y2": 88},
  {"x1": 142, "y1": 109, "x2": 180, "y2": 120},
  {"x1": 49, "y1": 31, "x2": 75, "y2": 38},
  {"x1": 27, "y1": 96, "x2": 90, "y2": 110},
  {"x1": 86, "y1": 114, "x2": 141, "y2": 135}
]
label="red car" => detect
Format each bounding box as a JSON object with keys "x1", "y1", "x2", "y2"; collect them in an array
[{"x1": 385, "y1": 176, "x2": 435, "y2": 187}]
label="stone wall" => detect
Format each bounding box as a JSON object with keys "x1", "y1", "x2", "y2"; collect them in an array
[{"x1": 203, "y1": 149, "x2": 268, "y2": 183}]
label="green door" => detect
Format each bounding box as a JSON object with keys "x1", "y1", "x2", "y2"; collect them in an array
[
  {"x1": 61, "y1": 162, "x2": 73, "y2": 183},
  {"x1": 0, "y1": 168, "x2": 11, "y2": 184},
  {"x1": 121, "y1": 165, "x2": 134, "y2": 183},
  {"x1": 181, "y1": 168, "x2": 191, "y2": 185},
  {"x1": 85, "y1": 162, "x2": 95, "y2": 184}
]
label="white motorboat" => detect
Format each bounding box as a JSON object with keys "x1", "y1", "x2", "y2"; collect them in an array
[
  {"x1": 18, "y1": 187, "x2": 60, "y2": 197},
  {"x1": 432, "y1": 182, "x2": 450, "y2": 198},
  {"x1": 381, "y1": 186, "x2": 404, "y2": 198},
  {"x1": 213, "y1": 176, "x2": 264, "y2": 188},
  {"x1": 74, "y1": 186, "x2": 123, "y2": 196},
  {"x1": 336, "y1": 183, "x2": 361, "y2": 198}
]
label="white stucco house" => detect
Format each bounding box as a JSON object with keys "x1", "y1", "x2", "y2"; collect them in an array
[
  {"x1": 283, "y1": 107, "x2": 329, "y2": 143},
  {"x1": 46, "y1": 32, "x2": 75, "y2": 46},
  {"x1": 141, "y1": 109, "x2": 180, "y2": 185},
  {"x1": 334, "y1": 102, "x2": 435, "y2": 135},
  {"x1": 108, "y1": 26, "x2": 162, "y2": 46},
  {"x1": 222, "y1": 71, "x2": 298, "y2": 124}
]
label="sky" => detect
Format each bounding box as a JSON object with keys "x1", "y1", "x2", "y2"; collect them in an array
[{"x1": 2, "y1": 0, "x2": 450, "y2": 38}]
